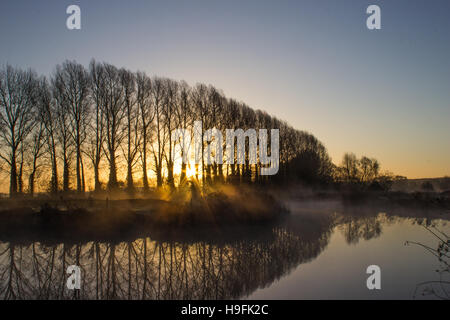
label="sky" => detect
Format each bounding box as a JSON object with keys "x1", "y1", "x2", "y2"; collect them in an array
[{"x1": 0, "y1": 0, "x2": 449, "y2": 179}]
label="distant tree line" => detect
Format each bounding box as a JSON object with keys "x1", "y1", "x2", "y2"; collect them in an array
[
  {"x1": 334, "y1": 152, "x2": 399, "y2": 191},
  {"x1": 0, "y1": 60, "x2": 334, "y2": 197}
]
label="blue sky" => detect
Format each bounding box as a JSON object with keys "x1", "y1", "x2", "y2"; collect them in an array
[{"x1": 1, "y1": 0, "x2": 449, "y2": 178}]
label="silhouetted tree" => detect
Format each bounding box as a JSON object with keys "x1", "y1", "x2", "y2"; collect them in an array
[
  {"x1": 53, "y1": 61, "x2": 90, "y2": 193},
  {"x1": 0, "y1": 65, "x2": 38, "y2": 197},
  {"x1": 86, "y1": 60, "x2": 106, "y2": 192},
  {"x1": 101, "y1": 64, "x2": 126, "y2": 191},
  {"x1": 136, "y1": 72, "x2": 154, "y2": 192},
  {"x1": 120, "y1": 69, "x2": 139, "y2": 193},
  {"x1": 38, "y1": 77, "x2": 59, "y2": 193}
]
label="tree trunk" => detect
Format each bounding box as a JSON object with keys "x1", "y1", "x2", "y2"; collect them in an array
[
  {"x1": 180, "y1": 162, "x2": 187, "y2": 185},
  {"x1": 156, "y1": 163, "x2": 163, "y2": 188},
  {"x1": 108, "y1": 151, "x2": 118, "y2": 190},
  {"x1": 18, "y1": 152, "x2": 24, "y2": 194},
  {"x1": 167, "y1": 160, "x2": 174, "y2": 188},
  {"x1": 126, "y1": 161, "x2": 134, "y2": 193},
  {"x1": 28, "y1": 173, "x2": 35, "y2": 196},
  {"x1": 76, "y1": 143, "x2": 82, "y2": 192},
  {"x1": 94, "y1": 163, "x2": 101, "y2": 192},
  {"x1": 142, "y1": 144, "x2": 149, "y2": 192},
  {"x1": 81, "y1": 155, "x2": 86, "y2": 193},
  {"x1": 50, "y1": 143, "x2": 58, "y2": 193},
  {"x1": 9, "y1": 152, "x2": 17, "y2": 197},
  {"x1": 63, "y1": 152, "x2": 70, "y2": 192}
]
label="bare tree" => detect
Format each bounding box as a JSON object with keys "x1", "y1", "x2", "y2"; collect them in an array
[
  {"x1": 150, "y1": 77, "x2": 166, "y2": 188},
  {"x1": 136, "y1": 72, "x2": 154, "y2": 192},
  {"x1": 359, "y1": 156, "x2": 379, "y2": 183},
  {"x1": 101, "y1": 64, "x2": 125, "y2": 190},
  {"x1": 52, "y1": 72, "x2": 74, "y2": 192},
  {"x1": 341, "y1": 153, "x2": 359, "y2": 184},
  {"x1": 27, "y1": 121, "x2": 45, "y2": 195},
  {"x1": 222, "y1": 99, "x2": 241, "y2": 182},
  {"x1": 192, "y1": 84, "x2": 209, "y2": 182},
  {"x1": 53, "y1": 61, "x2": 90, "y2": 193},
  {"x1": 0, "y1": 65, "x2": 38, "y2": 196},
  {"x1": 162, "y1": 79, "x2": 178, "y2": 188},
  {"x1": 173, "y1": 81, "x2": 193, "y2": 185},
  {"x1": 120, "y1": 69, "x2": 140, "y2": 193},
  {"x1": 38, "y1": 78, "x2": 59, "y2": 193},
  {"x1": 87, "y1": 60, "x2": 106, "y2": 192}
]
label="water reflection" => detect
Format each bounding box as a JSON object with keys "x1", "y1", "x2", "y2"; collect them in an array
[
  {"x1": 0, "y1": 209, "x2": 448, "y2": 300},
  {"x1": 338, "y1": 216, "x2": 384, "y2": 244},
  {"x1": 0, "y1": 215, "x2": 334, "y2": 300}
]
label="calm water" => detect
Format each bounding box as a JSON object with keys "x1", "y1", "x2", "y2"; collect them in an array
[{"x1": 0, "y1": 203, "x2": 449, "y2": 300}]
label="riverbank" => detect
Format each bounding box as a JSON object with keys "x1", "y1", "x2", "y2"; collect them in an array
[{"x1": 0, "y1": 187, "x2": 449, "y2": 243}]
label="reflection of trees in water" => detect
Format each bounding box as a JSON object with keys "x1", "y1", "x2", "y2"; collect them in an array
[
  {"x1": 2, "y1": 211, "x2": 446, "y2": 300},
  {"x1": 0, "y1": 219, "x2": 332, "y2": 300},
  {"x1": 337, "y1": 214, "x2": 396, "y2": 244},
  {"x1": 0, "y1": 242, "x2": 83, "y2": 300}
]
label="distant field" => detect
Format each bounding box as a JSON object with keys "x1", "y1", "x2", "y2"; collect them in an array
[{"x1": 392, "y1": 177, "x2": 450, "y2": 192}]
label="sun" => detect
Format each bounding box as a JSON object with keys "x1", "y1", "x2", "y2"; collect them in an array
[
  {"x1": 174, "y1": 159, "x2": 201, "y2": 180},
  {"x1": 185, "y1": 163, "x2": 197, "y2": 178}
]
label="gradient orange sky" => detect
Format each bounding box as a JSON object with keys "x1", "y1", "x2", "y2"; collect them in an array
[{"x1": 0, "y1": 0, "x2": 449, "y2": 179}]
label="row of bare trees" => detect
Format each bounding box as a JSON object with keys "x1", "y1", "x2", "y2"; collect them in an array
[{"x1": 0, "y1": 60, "x2": 333, "y2": 197}]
